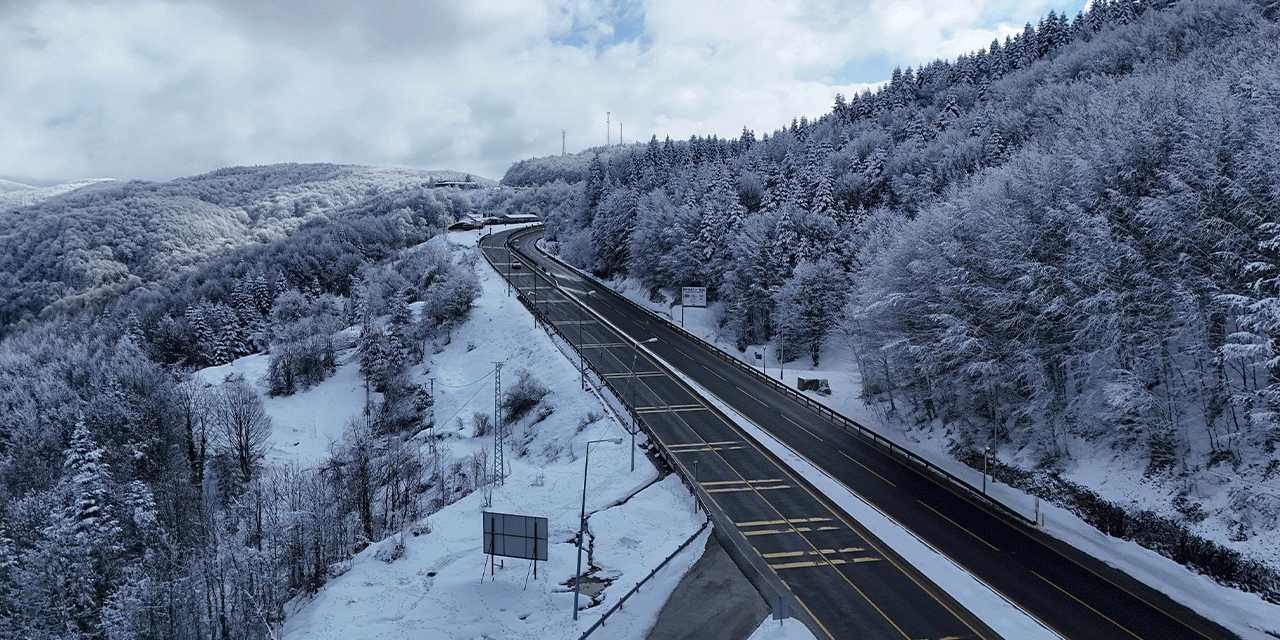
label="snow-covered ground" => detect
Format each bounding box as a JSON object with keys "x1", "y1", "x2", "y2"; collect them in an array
[
  {"x1": 602, "y1": 277, "x2": 1280, "y2": 640},
  {"x1": 0, "y1": 177, "x2": 116, "y2": 210},
  {"x1": 197, "y1": 228, "x2": 812, "y2": 640}
]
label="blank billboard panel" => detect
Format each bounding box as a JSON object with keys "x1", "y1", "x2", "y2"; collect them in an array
[{"x1": 482, "y1": 511, "x2": 549, "y2": 561}]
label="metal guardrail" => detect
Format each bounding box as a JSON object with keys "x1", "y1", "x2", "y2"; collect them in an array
[
  {"x1": 576, "y1": 520, "x2": 709, "y2": 640},
  {"x1": 501, "y1": 227, "x2": 1035, "y2": 529},
  {"x1": 481, "y1": 230, "x2": 817, "y2": 634}
]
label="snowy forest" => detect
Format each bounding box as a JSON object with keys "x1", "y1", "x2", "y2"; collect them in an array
[
  {"x1": 5, "y1": 0, "x2": 1280, "y2": 637},
  {"x1": 0, "y1": 166, "x2": 498, "y2": 639},
  {"x1": 507, "y1": 0, "x2": 1280, "y2": 598}
]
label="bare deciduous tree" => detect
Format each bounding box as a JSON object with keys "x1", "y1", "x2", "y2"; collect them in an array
[{"x1": 213, "y1": 375, "x2": 271, "y2": 487}]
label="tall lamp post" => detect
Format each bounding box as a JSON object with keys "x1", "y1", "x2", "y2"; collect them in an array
[
  {"x1": 574, "y1": 437, "x2": 622, "y2": 620},
  {"x1": 580, "y1": 291, "x2": 593, "y2": 390},
  {"x1": 626, "y1": 337, "x2": 659, "y2": 472},
  {"x1": 982, "y1": 445, "x2": 991, "y2": 494}
]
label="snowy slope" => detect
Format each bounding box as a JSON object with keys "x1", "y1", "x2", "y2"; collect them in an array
[
  {"x1": 603, "y1": 276, "x2": 1280, "y2": 640},
  {"x1": 200, "y1": 228, "x2": 813, "y2": 640}
]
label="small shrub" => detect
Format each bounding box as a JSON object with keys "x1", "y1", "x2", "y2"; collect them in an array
[
  {"x1": 533, "y1": 404, "x2": 554, "y2": 424},
  {"x1": 502, "y1": 369, "x2": 550, "y2": 424},
  {"x1": 1172, "y1": 494, "x2": 1209, "y2": 523},
  {"x1": 577, "y1": 410, "x2": 604, "y2": 433},
  {"x1": 472, "y1": 412, "x2": 493, "y2": 438}
]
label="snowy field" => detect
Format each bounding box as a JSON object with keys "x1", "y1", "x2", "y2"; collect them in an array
[
  {"x1": 198, "y1": 227, "x2": 813, "y2": 640},
  {"x1": 601, "y1": 276, "x2": 1280, "y2": 640}
]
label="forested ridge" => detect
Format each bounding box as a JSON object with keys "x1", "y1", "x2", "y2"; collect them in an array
[
  {"x1": 5, "y1": 0, "x2": 1280, "y2": 637},
  {"x1": 504, "y1": 0, "x2": 1280, "y2": 597},
  {"x1": 0, "y1": 164, "x2": 495, "y2": 639},
  {"x1": 0, "y1": 164, "x2": 484, "y2": 336}
]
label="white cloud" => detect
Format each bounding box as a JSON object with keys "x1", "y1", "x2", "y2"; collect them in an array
[{"x1": 0, "y1": 0, "x2": 1084, "y2": 183}]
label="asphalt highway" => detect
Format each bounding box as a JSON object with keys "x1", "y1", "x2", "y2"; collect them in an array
[{"x1": 479, "y1": 225, "x2": 1241, "y2": 640}]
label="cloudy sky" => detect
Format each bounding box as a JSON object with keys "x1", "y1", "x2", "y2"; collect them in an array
[{"x1": 1, "y1": 0, "x2": 1084, "y2": 183}]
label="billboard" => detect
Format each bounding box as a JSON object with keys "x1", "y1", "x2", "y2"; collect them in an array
[
  {"x1": 682, "y1": 286, "x2": 707, "y2": 308},
  {"x1": 482, "y1": 511, "x2": 548, "y2": 561}
]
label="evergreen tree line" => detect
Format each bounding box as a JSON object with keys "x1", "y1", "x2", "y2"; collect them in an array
[{"x1": 507, "y1": 0, "x2": 1280, "y2": 573}]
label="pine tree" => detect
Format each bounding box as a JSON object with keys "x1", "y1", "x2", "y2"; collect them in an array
[
  {"x1": 253, "y1": 271, "x2": 273, "y2": 315},
  {"x1": 20, "y1": 422, "x2": 125, "y2": 638}
]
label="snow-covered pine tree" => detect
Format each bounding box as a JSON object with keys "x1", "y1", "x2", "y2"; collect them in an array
[{"x1": 19, "y1": 421, "x2": 125, "y2": 638}]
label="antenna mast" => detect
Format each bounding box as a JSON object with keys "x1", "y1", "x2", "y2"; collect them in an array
[
  {"x1": 562, "y1": 129, "x2": 566, "y2": 155},
  {"x1": 606, "y1": 112, "x2": 611, "y2": 146}
]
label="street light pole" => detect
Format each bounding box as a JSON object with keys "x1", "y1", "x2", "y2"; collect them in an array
[
  {"x1": 574, "y1": 437, "x2": 622, "y2": 620},
  {"x1": 580, "y1": 291, "x2": 593, "y2": 391},
  {"x1": 693, "y1": 460, "x2": 699, "y2": 512},
  {"x1": 626, "y1": 337, "x2": 658, "y2": 472},
  {"x1": 983, "y1": 445, "x2": 990, "y2": 494}
]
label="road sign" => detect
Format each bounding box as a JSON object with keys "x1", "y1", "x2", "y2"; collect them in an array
[
  {"x1": 682, "y1": 286, "x2": 707, "y2": 307},
  {"x1": 482, "y1": 511, "x2": 548, "y2": 561}
]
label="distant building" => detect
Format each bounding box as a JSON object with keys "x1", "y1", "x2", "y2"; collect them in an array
[
  {"x1": 448, "y1": 215, "x2": 484, "y2": 231},
  {"x1": 497, "y1": 213, "x2": 540, "y2": 224},
  {"x1": 433, "y1": 179, "x2": 483, "y2": 189}
]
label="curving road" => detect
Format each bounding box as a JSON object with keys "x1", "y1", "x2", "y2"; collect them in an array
[{"x1": 480, "y1": 225, "x2": 1241, "y2": 640}]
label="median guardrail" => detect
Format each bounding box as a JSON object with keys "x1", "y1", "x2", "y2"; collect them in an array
[
  {"x1": 499, "y1": 226, "x2": 1035, "y2": 530},
  {"x1": 480, "y1": 228, "x2": 821, "y2": 636}
]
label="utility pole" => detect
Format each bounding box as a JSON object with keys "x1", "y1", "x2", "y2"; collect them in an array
[{"x1": 494, "y1": 362, "x2": 504, "y2": 486}]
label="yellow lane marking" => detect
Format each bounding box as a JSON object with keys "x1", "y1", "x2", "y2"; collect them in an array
[
  {"x1": 791, "y1": 596, "x2": 835, "y2": 640},
  {"x1": 737, "y1": 387, "x2": 770, "y2": 407},
  {"x1": 582, "y1": 342, "x2": 629, "y2": 349},
  {"x1": 737, "y1": 517, "x2": 832, "y2": 527},
  {"x1": 604, "y1": 371, "x2": 667, "y2": 379},
  {"x1": 771, "y1": 559, "x2": 850, "y2": 570},
  {"x1": 841, "y1": 450, "x2": 897, "y2": 487},
  {"x1": 783, "y1": 414, "x2": 824, "y2": 442},
  {"x1": 917, "y1": 501, "x2": 999, "y2": 552},
  {"x1": 668, "y1": 445, "x2": 744, "y2": 452},
  {"x1": 669, "y1": 440, "x2": 736, "y2": 449},
  {"x1": 742, "y1": 527, "x2": 812, "y2": 536},
  {"x1": 760, "y1": 551, "x2": 806, "y2": 559},
  {"x1": 702, "y1": 479, "x2": 784, "y2": 486},
  {"x1": 706, "y1": 484, "x2": 790, "y2": 493},
  {"x1": 1031, "y1": 571, "x2": 1143, "y2": 640},
  {"x1": 636, "y1": 405, "x2": 708, "y2": 414},
  {"x1": 761, "y1": 548, "x2": 868, "y2": 559}
]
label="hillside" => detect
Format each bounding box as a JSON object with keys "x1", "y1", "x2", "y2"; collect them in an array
[
  {"x1": 496, "y1": 0, "x2": 1280, "y2": 601},
  {"x1": 0, "y1": 164, "x2": 488, "y2": 335},
  {"x1": 0, "y1": 178, "x2": 117, "y2": 210}
]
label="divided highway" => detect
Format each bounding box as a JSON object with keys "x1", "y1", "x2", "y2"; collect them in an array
[{"x1": 481, "y1": 225, "x2": 1241, "y2": 640}]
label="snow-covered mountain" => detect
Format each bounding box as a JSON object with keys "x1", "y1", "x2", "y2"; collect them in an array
[{"x1": 0, "y1": 177, "x2": 116, "y2": 209}]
